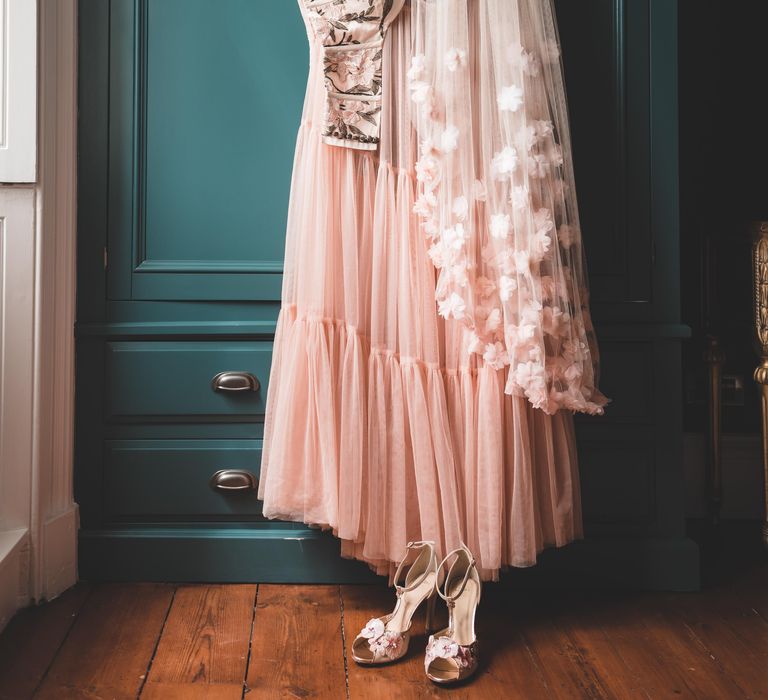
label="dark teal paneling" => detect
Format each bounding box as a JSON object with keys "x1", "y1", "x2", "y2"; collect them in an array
[
  {"x1": 556, "y1": 0, "x2": 654, "y2": 321},
  {"x1": 104, "y1": 439, "x2": 263, "y2": 519},
  {"x1": 143, "y1": 0, "x2": 303, "y2": 271},
  {"x1": 78, "y1": 527, "x2": 382, "y2": 584},
  {"x1": 78, "y1": 528, "x2": 699, "y2": 590},
  {"x1": 105, "y1": 340, "x2": 271, "y2": 418},
  {"x1": 107, "y1": 0, "x2": 307, "y2": 301},
  {"x1": 77, "y1": 0, "x2": 109, "y2": 321}
]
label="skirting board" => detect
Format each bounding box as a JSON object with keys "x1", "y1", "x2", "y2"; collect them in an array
[
  {"x1": 79, "y1": 528, "x2": 700, "y2": 591},
  {"x1": 42, "y1": 506, "x2": 79, "y2": 601},
  {"x1": 0, "y1": 529, "x2": 29, "y2": 634}
]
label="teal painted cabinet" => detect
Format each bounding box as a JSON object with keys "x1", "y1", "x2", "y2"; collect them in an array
[{"x1": 76, "y1": 0, "x2": 698, "y2": 588}]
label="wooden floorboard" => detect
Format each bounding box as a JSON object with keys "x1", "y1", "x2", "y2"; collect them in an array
[
  {"x1": 33, "y1": 583, "x2": 175, "y2": 700},
  {"x1": 471, "y1": 588, "x2": 555, "y2": 700},
  {"x1": 658, "y1": 588, "x2": 768, "y2": 699},
  {"x1": 510, "y1": 591, "x2": 615, "y2": 700},
  {"x1": 0, "y1": 560, "x2": 765, "y2": 700},
  {"x1": 0, "y1": 583, "x2": 92, "y2": 700},
  {"x1": 583, "y1": 591, "x2": 748, "y2": 699},
  {"x1": 140, "y1": 584, "x2": 256, "y2": 700},
  {"x1": 555, "y1": 594, "x2": 652, "y2": 699},
  {"x1": 245, "y1": 584, "x2": 346, "y2": 699}
]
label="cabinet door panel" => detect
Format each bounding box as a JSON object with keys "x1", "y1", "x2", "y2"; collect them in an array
[{"x1": 107, "y1": 0, "x2": 308, "y2": 301}]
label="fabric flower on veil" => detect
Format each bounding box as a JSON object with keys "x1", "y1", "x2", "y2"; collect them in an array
[{"x1": 409, "y1": 0, "x2": 609, "y2": 416}]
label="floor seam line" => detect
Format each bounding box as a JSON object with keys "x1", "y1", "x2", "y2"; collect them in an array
[
  {"x1": 29, "y1": 584, "x2": 96, "y2": 698},
  {"x1": 241, "y1": 584, "x2": 259, "y2": 699},
  {"x1": 135, "y1": 585, "x2": 177, "y2": 699},
  {"x1": 339, "y1": 586, "x2": 351, "y2": 700}
]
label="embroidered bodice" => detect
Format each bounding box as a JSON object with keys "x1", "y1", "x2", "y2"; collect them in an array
[{"x1": 300, "y1": 0, "x2": 406, "y2": 150}]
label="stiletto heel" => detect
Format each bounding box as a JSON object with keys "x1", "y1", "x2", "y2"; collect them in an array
[
  {"x1": 351, "y1": 541, "x2": 439, "y2": 665},
  {"x1": 425, "y1": 591, "x2": 437, "y2": 634},
  {"x1": 424, "y1": 543, "x2": 481, "y2": 685}
]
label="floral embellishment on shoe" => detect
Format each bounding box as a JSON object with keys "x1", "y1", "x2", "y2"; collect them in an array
[
  {"x1": 357, "y1": 618, "x2": 405, "y2": 661},
  {"x1": 425, "y1": 634, "x2": 479, "y2": 675},
  {"x1": 360, "y1": 617, "x2": 386, "y2": 640}
]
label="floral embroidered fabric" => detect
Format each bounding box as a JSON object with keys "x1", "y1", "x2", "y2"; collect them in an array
[
  {"x1": 424, "y1": 634, "x2": 479, "y2": 676},
  {"x1": 302, "y1": 0, "x2": 405, "y2": 150}
]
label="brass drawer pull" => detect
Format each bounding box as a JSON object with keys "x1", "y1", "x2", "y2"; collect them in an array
[
  {"x1": 209, "y1": 469, "x2": 257, "y2": 492},
  {"x1": 211, "y1": 371, "x2": 260, "y2": 393}
]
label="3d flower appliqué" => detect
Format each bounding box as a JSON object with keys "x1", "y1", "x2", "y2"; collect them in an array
[
  {"x1": 492, "y1": 146, "x2": 519, "y2": 177},
  {"x1": 490, "y1": 213, "x2": 512, "y2": 240},
  {"x1": 498, "y1": 85, "x2": 524, "y2": 112},
  {"x1": 438, "y1": 292, "x2": 468, "y2": 320},
  {"x1": 444, "y1": 47, "x2": 468, "y2": 72},
  {"x1": 440, "y1": 125, "x2": 460, "y2": 153}
]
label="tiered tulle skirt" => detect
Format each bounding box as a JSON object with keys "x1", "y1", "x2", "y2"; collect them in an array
[{"x1": 258, "y1": 5, "x2": 583, "y2": 581}]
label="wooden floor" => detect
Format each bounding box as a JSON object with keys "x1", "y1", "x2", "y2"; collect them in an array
[{"x1": 0, "y1": 560, "x2": 766, "y2": 698}]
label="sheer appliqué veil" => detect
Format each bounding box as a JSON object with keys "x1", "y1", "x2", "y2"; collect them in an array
[{"x1": 410, "y1": 0, "x2": 609, "y2": 415}]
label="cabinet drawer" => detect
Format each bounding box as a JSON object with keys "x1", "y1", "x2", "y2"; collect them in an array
[
  {"x1": 106, "y1": 340, "x2": 271, "y2": 418},
  {"x1": 104, "y1": 439, "x2": 262, "y2": 519}
]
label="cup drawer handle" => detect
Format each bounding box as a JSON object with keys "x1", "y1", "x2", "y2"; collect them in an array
[
  {"x1": 209, "y1": 469, "x2": 257, "y2": 493},
  {"x1": 211, "y1": 371, "x2": 260, "y2": 393}
]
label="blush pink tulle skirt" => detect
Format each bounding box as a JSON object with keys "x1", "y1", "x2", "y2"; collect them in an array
[{"x1": 258, "y1": 5, "x2": 583, "y2": 581}]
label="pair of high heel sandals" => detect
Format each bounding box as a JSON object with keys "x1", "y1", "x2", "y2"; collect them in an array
[{"x1": 351, "y1": 541, "x2": 481, "y2": 685}]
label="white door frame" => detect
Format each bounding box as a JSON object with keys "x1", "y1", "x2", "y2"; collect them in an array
[{"x1": 0, "y1": 0, "x2": 78, "y2": 631}]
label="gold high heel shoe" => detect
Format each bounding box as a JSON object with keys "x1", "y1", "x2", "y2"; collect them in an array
[
  {"x1": 351, "y1": 541, "x2": 440, "y2": 665},
  {"x1": 424, "y1": 543, "x2": 481, "y2": 684}
]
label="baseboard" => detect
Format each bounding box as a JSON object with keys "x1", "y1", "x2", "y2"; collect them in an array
[
  {"x1": 0, "y1": 528, "x2": 29, "y2": 634},
  {"x1": 41, "y1": 505, "x2": 79, "y2": 601},
  {"x1": 499, "y1": 536, "x2": 701, "y2": 591},
  {"x1": 78, "y1": 527, "x2": 380, "y2": 584},
  {"x1": 78, "y1": 528, "x2": 700, "y2": 591}
]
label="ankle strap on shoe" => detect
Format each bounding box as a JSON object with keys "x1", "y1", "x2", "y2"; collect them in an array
[
  {"x1": 436, "y1": 545, "x2": 477, "y2": 607},
  {"x1": 393, "y1": 540, "x2": 435, "y2": 596}
]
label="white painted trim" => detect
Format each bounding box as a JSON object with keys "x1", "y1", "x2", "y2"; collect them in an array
[
  {"x1": 0, "y1": 0, "x2": 37, "y2": 182},
  {"x1": 0, "y1": 0, "x2": 78, "y2": 626},
  {"x1": 0, "y1": 528, "x2": 28, "y2": 632},
  {"x1": 41, "y1": 508, "x2": 78, "y2": 597},
  {"x1": 0, "y1": 185, "x2": 36, "y2": 630},
  {"x1": 0, "y1": 187, "x2": 36, "y2": 537},
  {"x1": 30, "y1": 0, "x2": 79, "y2": 602}
]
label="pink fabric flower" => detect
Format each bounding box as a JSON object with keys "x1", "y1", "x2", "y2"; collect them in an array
[
  {"x1": 490, "y1": 213, "x2": 512, "y2": 240},
  {"x1": 483, "y1": 341, "x2": 509, "y2": 369},
  {"x1": 453, "y1": 195, "x2": 469, "y2": 222},
  {"x1": 415, "y1": 154, "x2": 439, "y2": 183},
  {"x1": 370, "y1": 630, "x2": 403, "y2": 659},
  {"x1": 498, "y1": 85, "x2": 524, "y2": 112},
  {"x1": 499, "y1": 275, "x2": 517, "y2": 301},
  {"x1": 444, "y1": 47, "x2": 467, "y2": 72},
  {"x1": 425, "y1": 635, "x2": 477, "y2": 673},
  {"x1": 438, "y1": 292, "x2": 467, "y2": 320},
  {"x1": 528, "y1": 153, "x2": 551, "y2": 179},
  {"x1": 360, "y1": 618, "x2": 385, "y2": 640},
  {"x1": 414, "y1": 191, "x2": 437, "y2": 217},
  {"x1": 440, "y1": 125, "x2": 460, "y2": 153},
  {"x1": 491, "y1": 146, "x2": 518, "y2": 177}
]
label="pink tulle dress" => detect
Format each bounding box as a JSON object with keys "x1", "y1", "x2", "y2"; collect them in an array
[{"x1": 259, "y1": 0, "x2": 603, "y2": 581}]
